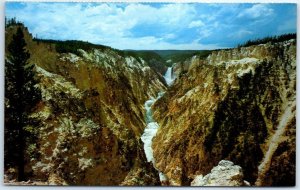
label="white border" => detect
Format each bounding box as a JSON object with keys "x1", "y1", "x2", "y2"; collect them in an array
[
  {"x1": 2, "y1": 0, "x2": 300, "y2": 2},
  {"x1": 0, "y1": 0, "x2": 299, "y2": 190}
]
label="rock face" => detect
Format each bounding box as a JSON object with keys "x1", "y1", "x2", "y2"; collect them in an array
[
  {"x1": 5, "y1": 24, "x2": 296, "y2": 187},
  {"x1": 152, "y1": 40, "x2": 296, "y2": 186},
  {"x1": 191, "y1": 160, "x2": 247, "y2": 186},
  {"x1": 5, "y1": 25, "x2": 166, "y2": 185}
]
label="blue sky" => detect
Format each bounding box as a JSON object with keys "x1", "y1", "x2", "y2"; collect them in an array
[{"x1": 5, "y1": 2, "x2": 297, "y2": 50}]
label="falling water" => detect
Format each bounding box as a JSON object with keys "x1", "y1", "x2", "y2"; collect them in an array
[
  {"x1": 164, "y1": 67, "x2": 175, "y2": 86},
  {"x1": 255, "y1": 101, "x2": 296, "y2": 186},
  {"x1": 141, "y1": 92, "x2": 167, "y2": 183},
  {"x1": 141, "y1": 67, "x2": 174, "y2": 183}
]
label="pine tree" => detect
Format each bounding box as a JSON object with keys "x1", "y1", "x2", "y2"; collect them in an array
[{"x1": 5, "y1": 27, "x2": 41, "y2": 181}]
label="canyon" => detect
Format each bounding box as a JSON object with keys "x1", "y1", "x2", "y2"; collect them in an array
[
  {"x1": 4, "y1": 24, "x2": 296, "y2": 186},
  {"x1": 152, "y1": 39, "x2": 296, "y2": 186}
]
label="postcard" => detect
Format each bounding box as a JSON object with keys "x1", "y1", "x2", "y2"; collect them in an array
[{"x1": 4, "y1": 1, "x2": 297, "y2": 186}]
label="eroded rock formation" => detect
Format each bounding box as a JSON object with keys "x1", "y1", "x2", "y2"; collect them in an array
[
  {"x1": 5, "y1": 25, "x2": 166, "y2": 185},
  {"x1": 191, "y1": 160, "x2": 249, "y2": 186},
  {"x1": 152, "y1": 40, "x2": 296, "y2": 186}
]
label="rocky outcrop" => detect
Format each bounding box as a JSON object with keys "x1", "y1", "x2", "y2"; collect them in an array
[
  {"x1": 152, "y1": 40, "x2": 296, "y2": 186},
  {"x1": 191, "y1": 160, "x2": 248, "y2": 186},
  {"x1": 172, "y1": 59, "x2": 191, "y2": 77},
  {"x1": 5, "y1": 25, "x2": 166, "y2": 185}
]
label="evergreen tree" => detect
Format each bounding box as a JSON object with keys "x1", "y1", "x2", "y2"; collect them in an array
[{"x1": 5, "y1": 27, "x2": 41, "y2": 181}]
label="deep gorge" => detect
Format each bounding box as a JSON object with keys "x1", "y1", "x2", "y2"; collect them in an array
[{"x1": 4, "y1": 23, "x2": 296, "y2": 186}]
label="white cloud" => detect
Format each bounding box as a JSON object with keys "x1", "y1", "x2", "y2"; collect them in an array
[
  {"x1": 197, "y1": 29, "x2": 213, "y2": 40},
  {"x1": 188, "y1": 20, "x2": 205, "y2": 28},
  {"x1": 7, "y1": 2, "x2": 291, "y2": 50},
  {"x1": 200, "y1": 14, "x2": 217, "y2": 22},
  {"x1": 164, "y1": 33, "x2": 176, "y2": 40},
  {"x1": 6, "y1": 3, "x2": 199, "y2": 49},
  {"x1": 238, "y1": 4, "x2": 274, "y2": 19},
  {"x1": 228, "y1": 29, "x2": 253, "y2": 39}
]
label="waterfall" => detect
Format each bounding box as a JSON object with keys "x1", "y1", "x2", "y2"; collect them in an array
[
  {"x1": 164, "y1": 67, "x2": 175, "y2": 86},
  {"x1": 255, "y1": 101, "x2": 296, "y2": 186},
  {"x1": 141, "y1": 92, "x2": 167, "y2": 183}
]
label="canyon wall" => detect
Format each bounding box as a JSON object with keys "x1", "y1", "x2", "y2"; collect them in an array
[
  {"x1": 5, "y1": 25, "x2": 166, "y2": 185},
  {"x1": 152, "y1": 40, "x2": 296, "y2": 186}
]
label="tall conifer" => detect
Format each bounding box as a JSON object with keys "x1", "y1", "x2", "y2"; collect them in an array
[{"x1": 5, "y1": 27, "x2": 41, "y2": 181}]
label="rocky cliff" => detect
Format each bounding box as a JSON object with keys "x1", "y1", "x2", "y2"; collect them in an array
[
  {"x1": 152, "y1": 40, "x2": 296, "y2": 186},
  {"x1": 5, "y1": 25, "x2": 166, "y2": 185}
]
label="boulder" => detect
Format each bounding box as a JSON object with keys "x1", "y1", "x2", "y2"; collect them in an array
[{"x1": 191, "y1": 160, "x2": 249, "y2": 186}]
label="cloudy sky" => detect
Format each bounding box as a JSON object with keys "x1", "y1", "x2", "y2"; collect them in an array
[{"x1": 6, "y1": 2, "x2": 296, "y2": 50}]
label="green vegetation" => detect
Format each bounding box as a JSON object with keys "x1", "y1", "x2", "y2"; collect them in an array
[
  {"x1": 33, "y1": 38, "x2": 113, "y2": 56},
  {"x1": 5, "y1": 17, "x2": 23, "y2": 28},
  {"x1": 5, "y1": 27, "x2": 42, "y2": 181},
  {"x1": 237, "y1": 33, "x2": 296, "y2": 48},
  {"x1": 153, "y1": 50, "x2": 213, "y2": 66},
  {"x1": 127, "y1": 51, "x2": 165, "y2": 63},
  {"x1": 125, "y1": 50, "x2": 167, "y2": 73},
  {"x1": 33, "y1": 38, "x2": 149, "y2": 66},
  {"x1": 125, "y1": 50, "x2": 213, "y2": 69},
  {"x1": 117, "y1": 50, "x2": 143, "y2": 63}
]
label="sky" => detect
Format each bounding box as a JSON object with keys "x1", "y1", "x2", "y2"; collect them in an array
[{"x1": 5, "y1": 2, "x2": 297, "y2": 50}]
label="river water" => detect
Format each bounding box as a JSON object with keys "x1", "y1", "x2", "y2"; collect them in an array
[{"x1": 141, "y1": 67, "x2": 174, "y2": 183}]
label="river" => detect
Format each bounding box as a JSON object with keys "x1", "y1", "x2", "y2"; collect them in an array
[{"x1": 141, "y1": 67, "x2": 174, "y2": 183}]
